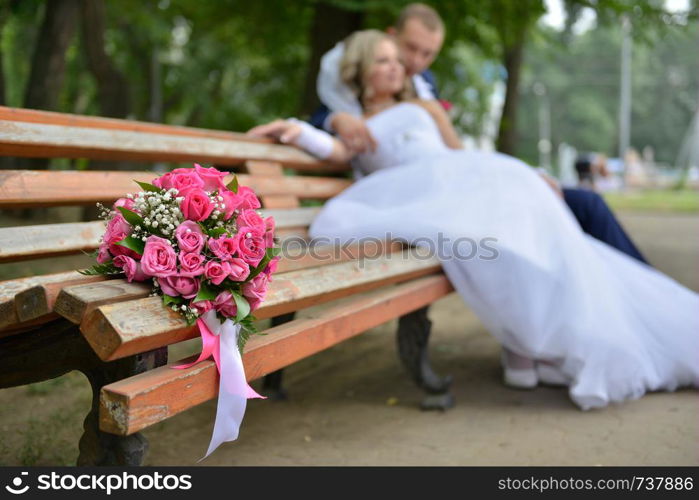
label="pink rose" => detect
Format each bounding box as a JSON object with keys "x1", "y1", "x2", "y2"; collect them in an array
[
  {"x1": 179, "y1": 252, "x2": 205, "y2": 276},
  {"x1": 158, "y1": 274, "x2": 200, "y2": 299},
  {"x1": 104, "y1": 214, "x2": 131, "y2": 245},
  {"x1": 246, "y1": 296, "x2": 263, "y2": 313},
  {"x1": 194, "y1": 163, "x2": 228, "y2": 192},
  {"x1": 228, "y1": 258, "x2": 251, "y2": 282},
  {"x1": 113, "y1": 255, "x2": 148, "y2": 282},
  {"x1": 264, "y1": 216, "x2": 275, "y2": 247},
  {"x1": 235, "y1": 226, "x2": 266, "y2": 267},
  {"x1": 207, "y1": 236, "x2": 238, "y2": 261},
  {"x1": 153, "y1": 168, "x2": 205, "y2": 193},
  {"x1": 169, "y1": 167, "x2": 205, "y2": 194},
  {"x1": 213, "y1": 291, "x2": 238, "y2": 318},
  {"x1": 242, "y1": 273, "x2": 268, "y2": 312},
  {"x1": 219, "y1": 189, "x2": 244, "y2": 220},
  {"x1": 204, "y1": 260, "x2": 232, "y2": 285},
  {"x1": 238, "y1": 209, "x2": 266, "y2": 233},
  {"x1": 191, "y1": 300, "x2": 213, "y2": 315},
  {"x1": 140, "y1": 235, "x2": 177, "y2": 277},
  {"x1": 237, "y1": 186, "x2": 261, "y2": 210},
  {"x1": 180, "y1": 188, "x2": 214, "y2": 221},
  {"x1": 104, "y1": 215, "x2": 139, "y2": 259},
  {"x1": 175, "y1": 221, "x2": 205, "y2": 253},
  {"x1": 263, "y1": 255, "x2": 280, "y2": 278},
  {"x1": 97, "y1": 243, "x2": 111, "y2": 264},
  {"x1": 152, "y1": 171, "x2": 174, "y2": 190},
  {"x1": 113, "y1": 197, "x2": 136, "y2": 212}
]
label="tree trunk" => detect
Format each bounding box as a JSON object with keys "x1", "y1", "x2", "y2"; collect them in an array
[
  {"x1": 496, "y1": 39, "x2": 525, "y2": 155},
  {"x1": 299, "y1": 1, "x2": 364, "y2": 116},
  {"x1": 23, "y1": 0, "x2": 79, "y2": 111},
  {"x1": 80, "y1": 0, "x2": 130, "y2": 119}
]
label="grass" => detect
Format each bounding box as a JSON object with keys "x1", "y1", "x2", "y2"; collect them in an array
[{"x1": 603, "y1": 189, "x2": 699, "y2": 213}]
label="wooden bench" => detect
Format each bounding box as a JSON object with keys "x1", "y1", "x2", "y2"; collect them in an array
[{"x1": 0, "y1": 105, "x2": 455, "y2": 465}]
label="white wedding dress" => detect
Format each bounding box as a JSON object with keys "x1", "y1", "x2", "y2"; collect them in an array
[{"x1": 308, "y1": 102, "x2": 699, "y2": 410}]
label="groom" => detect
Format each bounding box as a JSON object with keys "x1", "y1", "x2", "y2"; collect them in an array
[{"x1": 310, "y1": 3, "x2": 648, "y2": 264}]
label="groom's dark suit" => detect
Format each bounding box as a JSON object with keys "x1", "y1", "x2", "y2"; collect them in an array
[{"x1": 310, "y1": 72, "x2": 648, "y2": 265}]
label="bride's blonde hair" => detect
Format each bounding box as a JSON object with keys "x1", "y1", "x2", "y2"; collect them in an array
[{"x1": 340, "y1": 29, "x2": 415, "y2": 108}]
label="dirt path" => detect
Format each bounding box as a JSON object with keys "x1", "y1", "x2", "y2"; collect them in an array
[{"x1": 1, "y1": 212, "x2": 697, "y2": 466}]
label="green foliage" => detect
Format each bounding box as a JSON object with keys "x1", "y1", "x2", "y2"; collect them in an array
[
  {"x1": 0, "y1": 0, "x2": 693, "y2": 165},
  {"x1": 193, "y1": 280, "x2": 217, "y2": 303},
  {"x1": 117, "y1": 206, "x2": 144, "y2": 227},
  {"x1": 134, "y1": 181, "x2": 162, "y2": 192},
  {"x1": 115, "y1": 235, "x2": 146, "y2": 255},
  {"x1": 231, "y1": 291, "x2": 250, "y2": 322},
  {"x1": 517, "y1": 21, "x2": 698, "y2": 165},
  {"x1": 78, "y1": 261, "x2": 122, "y2": 276},
  {"x1": 226, "y1": 175, "x2": 239, "y2": 193}
]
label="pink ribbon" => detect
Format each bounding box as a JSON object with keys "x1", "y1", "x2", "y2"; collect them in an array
[{"x1": 172, "y1": 311, "x2": 265, "y2": 459}]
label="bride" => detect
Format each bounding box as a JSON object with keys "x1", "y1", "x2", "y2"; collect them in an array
[{"x1": 248, "y1": 29, "x2": 699, "y2": 410}]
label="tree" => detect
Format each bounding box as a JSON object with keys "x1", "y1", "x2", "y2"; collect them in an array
[
  {"x1": 80, "y1": 0, "x2": 130, "y2": 118},
  {"x1": 300, "y1": 1, "x2": 364, "y2": 116},
  {"x1": 23, "y1": 0, "x2": 79, "y2": 111}
]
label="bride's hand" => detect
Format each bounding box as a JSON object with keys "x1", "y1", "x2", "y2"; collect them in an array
[{"x1": 247, "y1": 120, "x2": 302, "y2": 144}]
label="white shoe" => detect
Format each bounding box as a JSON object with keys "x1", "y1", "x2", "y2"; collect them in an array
[
  {"x1": 501, "y1": 351, "x2": 538, "y2": 389},
  {"x1": 503, "y1": 366, "x2": 538, "y2": 389},
  {"x1": 536, "y1": 363, "x2": 570, "y2": 386}
]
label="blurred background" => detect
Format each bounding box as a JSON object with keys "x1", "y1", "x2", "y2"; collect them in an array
[
  {"x1": 0, "y1": 0, "x2": 697, "y2": 200},
  {"x1": 1, "y1": 0, "x2": 698, "y2": 466}
]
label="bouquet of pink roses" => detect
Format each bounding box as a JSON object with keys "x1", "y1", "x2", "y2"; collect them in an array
[{"x1": 83, "y1": 163, "x2": 280, "y2": 352}]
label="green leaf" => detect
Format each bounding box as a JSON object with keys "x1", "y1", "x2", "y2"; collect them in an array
[
  {"x1": 237, "y1": 315, "x2": 259, "y2": 353},
  {"x1": 231, "y1": 291, "x2": 250, "y2": 322},
  {"x1": 193, "y1": 280, "x2": 217, "y2": 303},
  {"x1": 117, "y1": 206, "x2": 144, "y2": 228},
  {"x1": 162, "y1": 294, "x2": 183, "y2": 307},
  {"x1": 78, "y1": 261, "x2": 121, "y2": 276},
  {"x1": 225, "y1": 175, "x2": 239, "y2": 193},
  {"x1": 115, "y1": 236, "x2": 145, "y2": 255},
  {"x1": 206, "y1": 226, "x2": 227, "y2": 238},
  {"x1": 246, "y1": 247, "x2": 280, "y2": 281},
  {"x1": 134, "y1": 180, "x2": 162, "y2": 193}
]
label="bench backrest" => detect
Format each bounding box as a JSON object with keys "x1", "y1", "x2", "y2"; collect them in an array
[{"x1": 0, "y1": 106, "x2": 443, "y2": 339}]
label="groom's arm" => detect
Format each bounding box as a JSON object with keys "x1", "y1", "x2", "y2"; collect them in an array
[{"x1": 309, "y1": 103, "x2": 333, "y2": 131}]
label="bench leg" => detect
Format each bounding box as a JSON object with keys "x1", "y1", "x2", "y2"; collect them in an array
[
  {"x1": 0, "y1": 320, "x2": 167, "y2": 466},
  {"x1": 261, "y1": 312, "x2": 296, "y2": 400},
  {"x1": 77, "y1": 347, "x2": 168, "y2": 466},
  {"x1": 396, "y1": 306, "x2": 454, "y2": 410}
]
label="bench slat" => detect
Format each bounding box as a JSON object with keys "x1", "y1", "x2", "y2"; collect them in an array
[
  {"x1": 0, "y1": 271, "x2": 99, "y2": 332},
  {"x1": 0, "y1": 106, "x2": 349, "y2": 173},
  {"x1": 82, "y1": 247, "x2": 441, "y2": 361},
  {"x1": 14, "y1": 276, "x2": 107, "y2": 324},
  {"x1": 0, "y1": 221, "x2": 105, "y2": 263},
  {"x1": 99, "y1": 274, "x2": 454, "y2": 435},
  {"x1": 0, "y1": 208, "x2": 321, "y2": 263},
  {"x1": 53, "y1": 241, "x2": 405, "y2": 324},
  {"x1": 0, "y1": 170, "x2": 351, "y2": 208}
]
